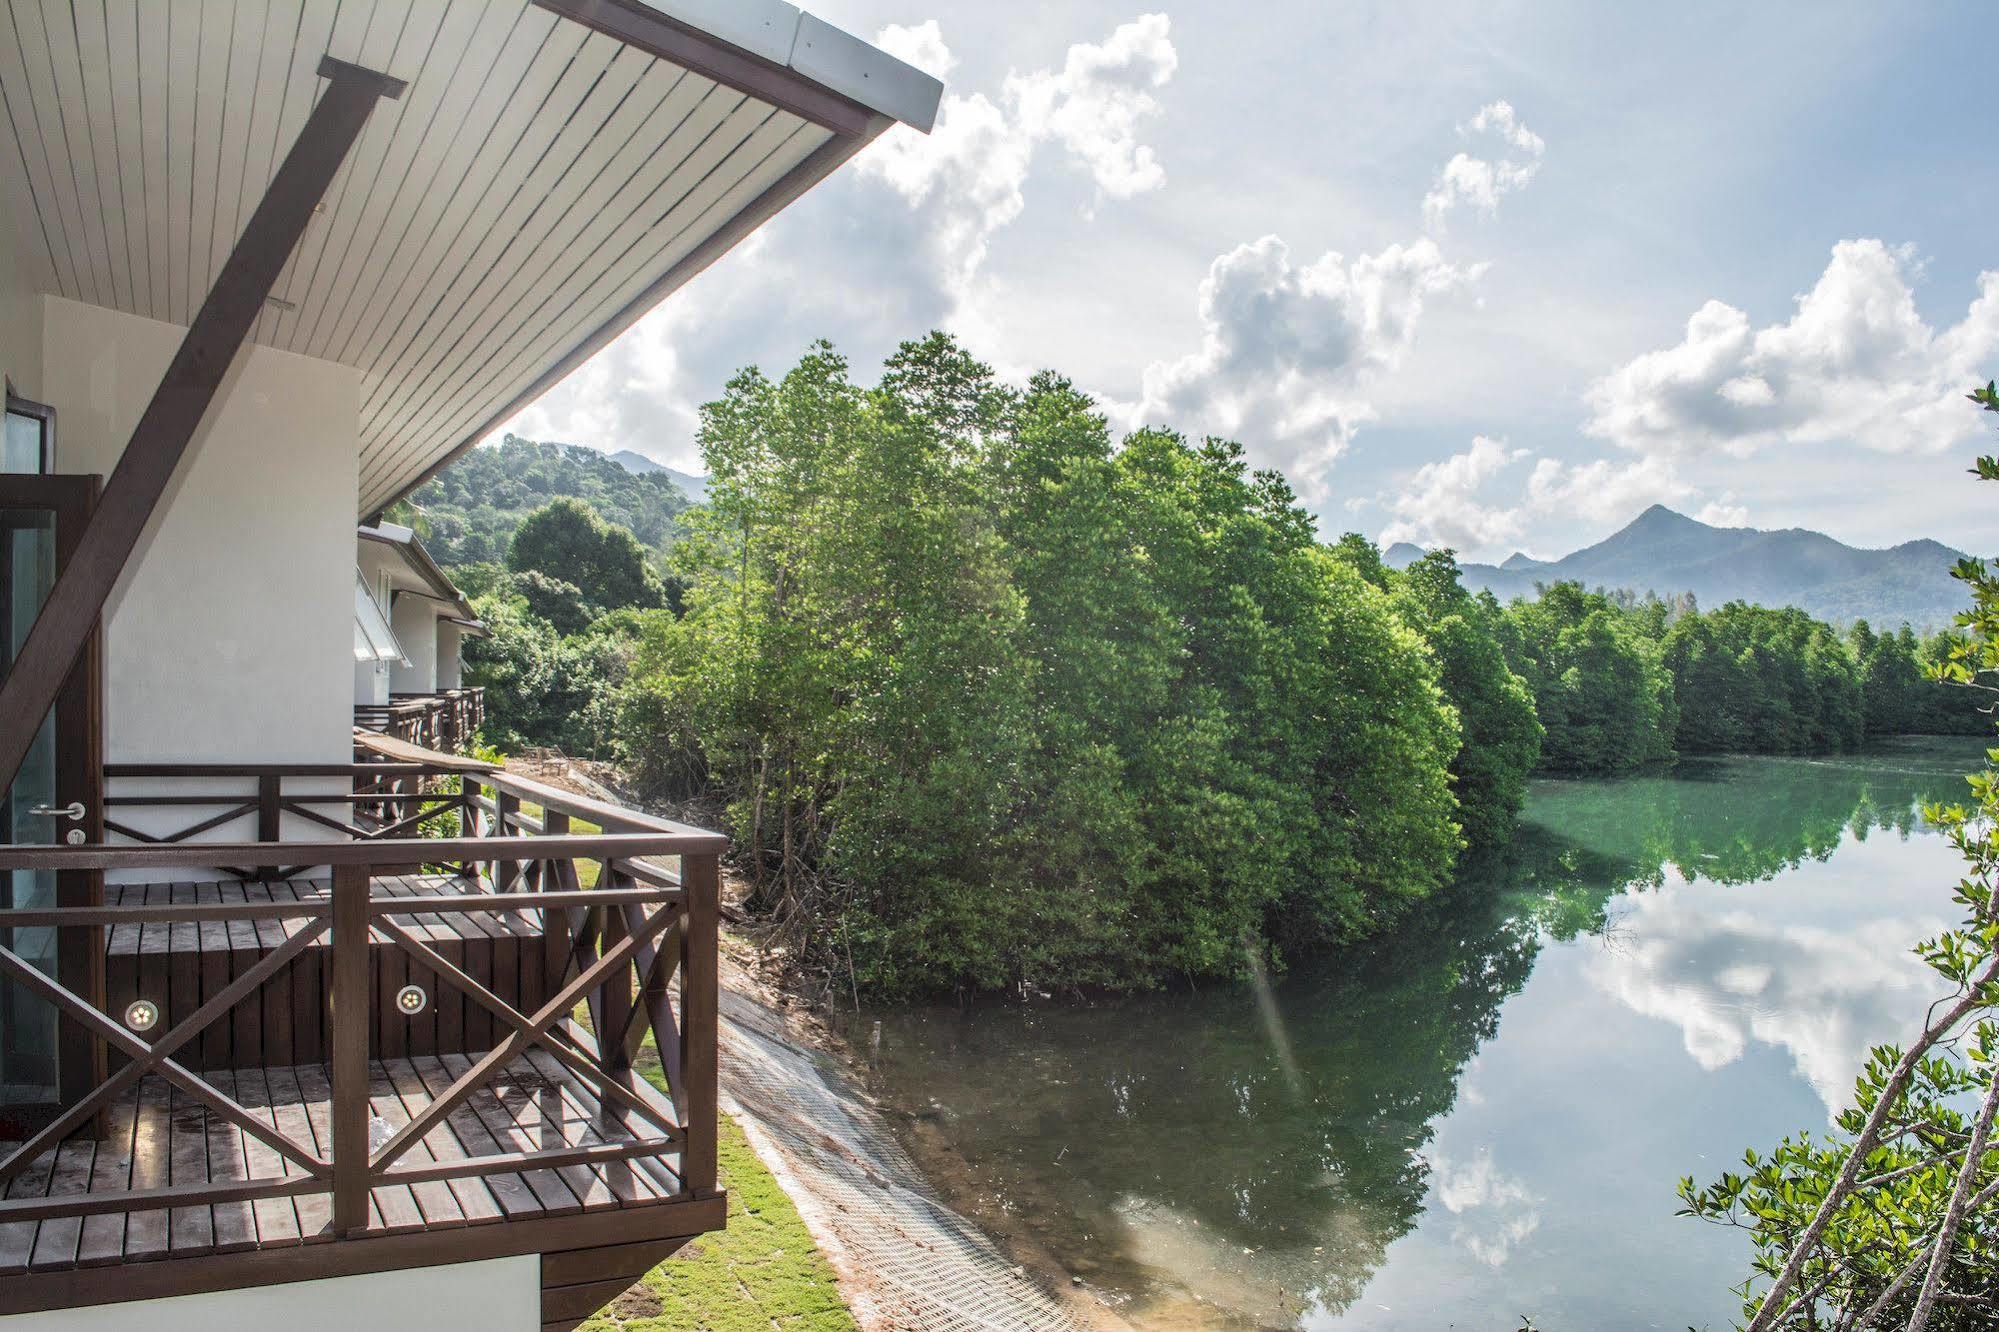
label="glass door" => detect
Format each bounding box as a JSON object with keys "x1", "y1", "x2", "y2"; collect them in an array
[{"x1": 0, "y1": 400, "x2": 102, "y2": 1132}]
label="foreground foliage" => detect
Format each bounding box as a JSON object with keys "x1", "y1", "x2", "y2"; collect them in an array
[{"x1": 1677, "y1": 382, "x2": 1999, "y2": 1330}]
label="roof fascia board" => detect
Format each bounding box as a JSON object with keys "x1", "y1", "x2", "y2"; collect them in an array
[
  {"x1": 533, "y1": 0, "x2": 876, "y2": 136},
  {"x1": 788, "y1": 15, "x2": 940, "y2": 133},
  {"x1": 358, "y1": 525, "x2": 461, "y2": 603}
]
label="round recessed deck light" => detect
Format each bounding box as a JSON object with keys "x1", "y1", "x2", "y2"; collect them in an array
[
  {"x1": 395, "y1": 984, "x2": 429, "y2": 1016},
  {"x1": 124, "y1": 999, "x2": 160, "y2": 1033}
]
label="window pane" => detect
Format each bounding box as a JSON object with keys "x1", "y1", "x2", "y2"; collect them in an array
[{"x1": 2, "y1": 409, "x2": 45, "y2": 475}]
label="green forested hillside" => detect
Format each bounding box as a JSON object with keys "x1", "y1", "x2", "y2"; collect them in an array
[{"x1": 401, "y1": 434, "x2": 693, "y2": 567}]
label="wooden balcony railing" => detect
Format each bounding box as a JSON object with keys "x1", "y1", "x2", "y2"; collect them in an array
[
  {"x1": 353, "y1": 686, "x2": 484, "y2": 753},
  {"x1": 0, "y1": 766, "x2": 722, "y2": 1250}
]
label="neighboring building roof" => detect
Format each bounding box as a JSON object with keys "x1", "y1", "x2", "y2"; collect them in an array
[
  {"x1": 442, "y1": 615, "x2": 494, "y2": 641},
  {"x1": 0, "y1": 0, "x2": 943, "y2": 516},
  {"x1": 358, "y1": 522, "x2": 461, "y2": 604},
  {"x1": 357, "y1": 521, "x2": 486, "y2": 627}
]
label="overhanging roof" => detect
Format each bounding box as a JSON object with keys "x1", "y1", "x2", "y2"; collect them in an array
[
  {"x1": 359, "y1": 521, "x2": 480, "y2": 622},
  {"x1": 0, "y1": 0, "x2": 940, "y2": 515}
]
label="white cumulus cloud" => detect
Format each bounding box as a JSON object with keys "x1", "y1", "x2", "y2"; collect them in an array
[
  {"x1": 1131, "y1": 100, "x2": 1541, "y2": 501},
  {"x1": 1422, "y1": 100, "x2": 1545, "y2": 233},
  {"x1": 1379, "y1": 440, "x2": 1718, "y2": 557},
  {"x1": 1137, "y1": 235, "x2": 1480, "y2": 497},
  {"x1": 1584, "y1": 239, "x2": 1999, "y2": 459},
  {"x1": 861, "y1": 13, "x2": 1177, "y2": 335}
]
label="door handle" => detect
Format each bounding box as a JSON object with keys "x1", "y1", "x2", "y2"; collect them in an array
[{"x1": 28, "y1": 801, "x2": 85, "y2": 821}]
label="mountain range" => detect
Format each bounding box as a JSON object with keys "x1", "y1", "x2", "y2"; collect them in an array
[
  {"x1": 606, "y1": 448, "x2": 709, "y2": 502},
  {"x1": 1383, "y1": 505, "x2": 1972, "y2": 630}
]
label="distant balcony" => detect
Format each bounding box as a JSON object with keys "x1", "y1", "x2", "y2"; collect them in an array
[
  {"x1": 0, "y1": 761, "x2": 722, "y2": 1325},
  {"x1": 355, "y1": 687, "x2": 485, "y2": 754}
]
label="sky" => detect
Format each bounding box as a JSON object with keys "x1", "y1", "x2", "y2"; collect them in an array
[{"x1": 498, "y1": 0, "x2": 1999, "y2": 562}]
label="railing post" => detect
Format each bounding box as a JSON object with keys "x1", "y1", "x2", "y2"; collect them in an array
[
  {"x1": 542, "y1": 808, "x2": 574, "y2": 991},
  {"x1": 598, "y1": 875, "x2": 632, "y2": 1075},
  {"x1": 456, "y1": 774, "x2": 480, "y2": 879},
  {"x1": 682, "y1": 852, "x2": 718, "y2": 1196},
  {"x1": 495, "y1": 790, "x2": 521, "y2": 893},
  {"x1": 330, "y1": 861, "x2": 371, "y2": 1233},
  {"x1": 256, "y1": 773, "x2": 281, "y2": 881}
]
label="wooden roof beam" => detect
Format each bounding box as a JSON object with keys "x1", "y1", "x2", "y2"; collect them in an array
[{"x1": 0, "y1": 57, "x2": 406, "y2": 791}]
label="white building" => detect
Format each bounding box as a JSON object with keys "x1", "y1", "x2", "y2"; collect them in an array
[
  {"x1": 355, "y1": 522, "x2": 488, "y2": 750},
  {"x1": 0, "y1": 3, "x2": 939, "y2": 1327}
]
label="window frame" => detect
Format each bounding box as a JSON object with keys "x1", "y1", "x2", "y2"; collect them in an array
[{"x1": 3, "y1": 386, "x2": 55, "y2": 476}]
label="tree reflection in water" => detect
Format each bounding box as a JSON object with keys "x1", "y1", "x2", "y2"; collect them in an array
[{"x1": 850, "y1": 740, "x2": 1984, "y2": 1328}]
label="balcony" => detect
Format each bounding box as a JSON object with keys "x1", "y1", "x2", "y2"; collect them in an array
[
  {"x1": 354, "y1": 687, "x2": 486, "y2": 754},
  {"x1": 0, "y1": 762, "x2": 722, "y2": 1327}
]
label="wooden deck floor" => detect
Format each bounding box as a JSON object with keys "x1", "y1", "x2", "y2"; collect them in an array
[
  {"x1": 104, "y1": 874, "x2": 553, "y2": 1067},
  {"x1": 0, "y1": 1049, "x2": 683, "y2": 1278}
]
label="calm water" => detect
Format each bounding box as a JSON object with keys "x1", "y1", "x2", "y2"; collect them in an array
[{"x1": 849, "y1": 739, "x2": 1992, "y2": 1330}]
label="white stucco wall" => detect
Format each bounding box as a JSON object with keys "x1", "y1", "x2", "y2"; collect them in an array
[
  {"x1": 389, "y1": 593, "x2": 440, "y2": 694},
  {"x1": 357, "y1": 655, "x2": 392, "y2": 706},
  {"x1": 0, "y1": 1255, "x2": 539, "y2": 1331},
  {"x1": 436, "y1": 621, "x2": 465, "y2": 688},
  {"x1": 42, "y1": 296, "x2": 361, "y2": 766}
]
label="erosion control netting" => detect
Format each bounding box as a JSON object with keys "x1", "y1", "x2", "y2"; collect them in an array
[{"x1": 720, "y1": 988, "x2": 1089, "y2": 1332}]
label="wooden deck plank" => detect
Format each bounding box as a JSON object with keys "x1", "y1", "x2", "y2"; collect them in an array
[
  {"x1": 380, "y1": 1059, "x2": 502, "y2": 1226},
  {"x1": 486, "y1": 1061, "x2": 622, "y2": 1213},
  {"x1": 410, "y1": 1056, "x2": 553, "y2": 1219},
  {"x1": 76, "y1": 1092, "x2": 138, "y2": 1266},
  {"x1": 261, "y1": 1066, "x2": 332, "y2": 1241},
  {"x1": 201, "y1": 1070, "x2": 257, "y2": 1255},
  {"x1": 441, "y1": 1054, "x2": 586, "y2": 1218},
  {"x1": 124, "y1": 1074, "x2": 171, "y2": 1261},
  {"x1": 0, "y1": 1049, "x2": 681, "y2": 1283},
  {"x1": 230, "y1": 1068, "x2": 302, "y2": 1249},
  {"x1": 507, "y1": 1049, "x2": 651, "y2": 1210},
  {"x1": 360, "y1": 1061, "x2": 460, "y2": 1231},
  {"x1": 524, "y1": 1048, "x2": 679, "y2": 1203},
  {"x1": 166, "y1": 1081, "x2": 216, "y2": 1257},
  {"x1": 25, "y1": 1138, "x2": 93, "y2": 1271},
  {"x1": 0, "y1": 1128, "x2": 56, "y2": 1274}
]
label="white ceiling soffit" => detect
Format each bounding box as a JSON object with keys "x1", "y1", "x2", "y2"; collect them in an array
[{"x1": 0, "y1": 0, "x2": 942, "y2": 516}]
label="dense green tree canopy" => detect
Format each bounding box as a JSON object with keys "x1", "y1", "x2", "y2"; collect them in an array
[
  {"x1": 1663, "y1": 602, "x2": 1863, "y2": 754},
  {"x1": 1336, "y1": 545, "x2": 1542, "y2": 847},
  {"x1": 507, "y1": 496, "x2": 665, "y2": 616},
  {"x1": 614, "y1": 336, "x2": 1464, "y2": 995},
  {"x1": 1499, "y1": 581, "x2": 1678, "y2": 774}
]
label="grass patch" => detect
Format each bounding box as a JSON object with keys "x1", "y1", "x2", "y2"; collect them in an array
[{"x1": 578, "y1": 1111, "x2": 857, "y2": 1332}]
